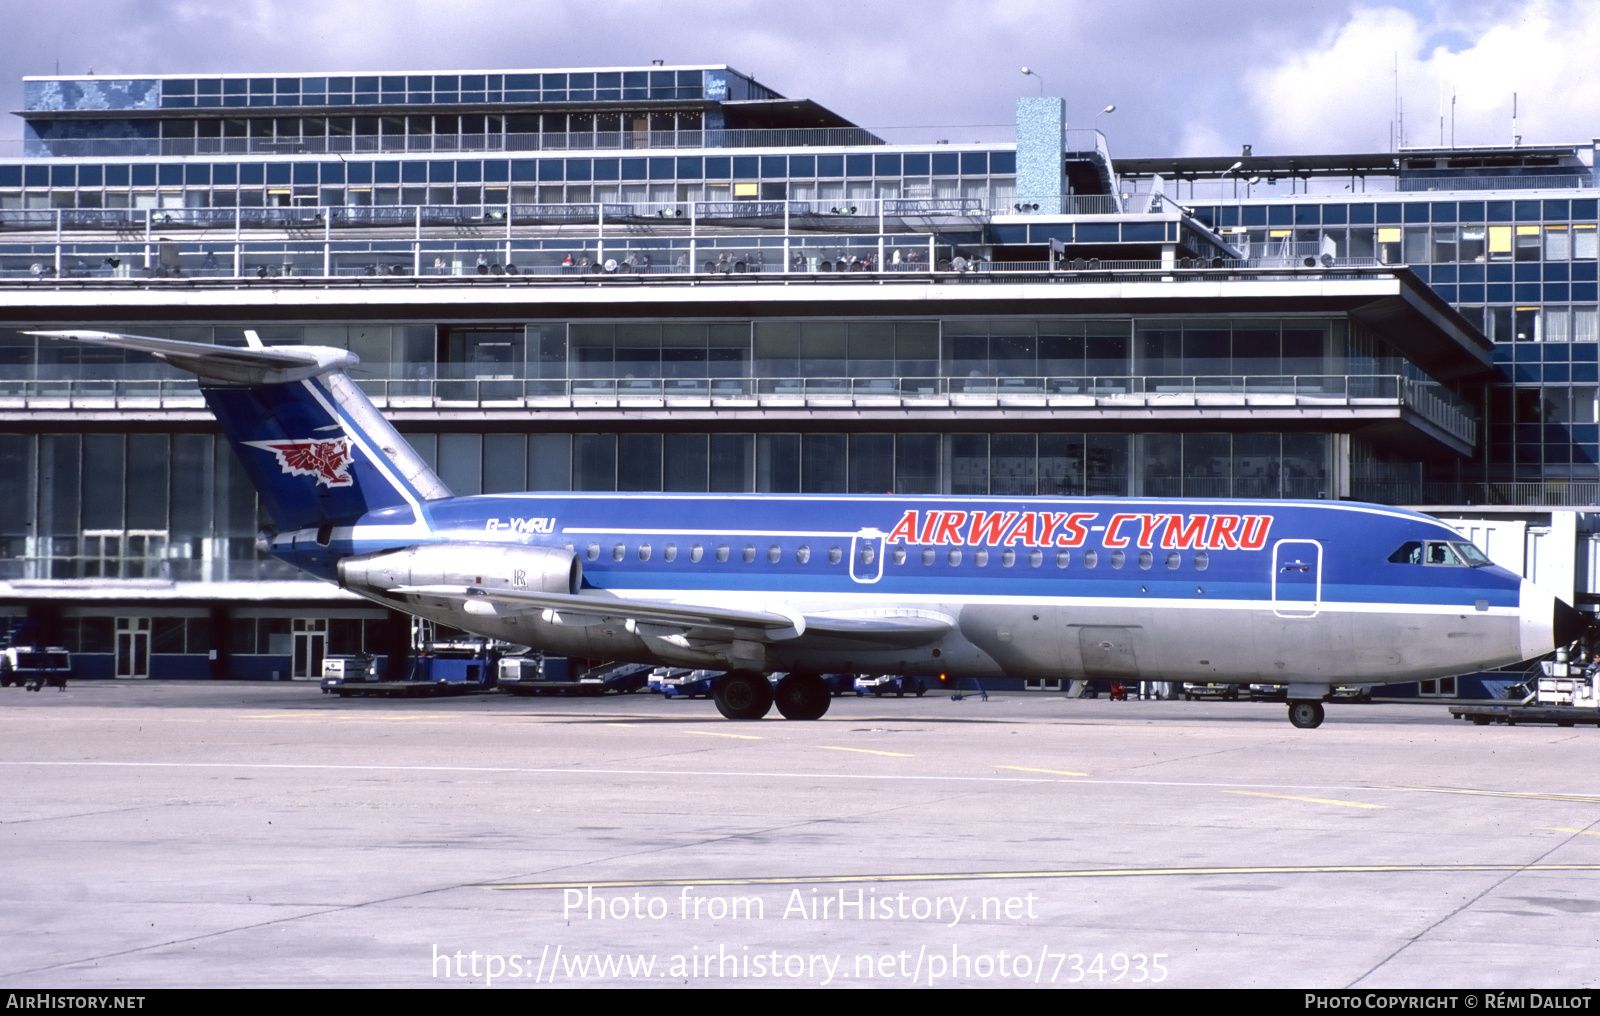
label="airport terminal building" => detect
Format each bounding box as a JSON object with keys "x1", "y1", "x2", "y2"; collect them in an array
[{"x1": 0, "y1": 63, "x2": 1592, "y2": 689}]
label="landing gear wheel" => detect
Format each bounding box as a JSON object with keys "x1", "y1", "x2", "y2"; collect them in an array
[
  {"x1": 713, "y1": 671, "x2": 774, "y2": 720},
  {"x1": 1287, "y1": 700, "x2": 1325, "y2": 729},
  {"x1": 774, "y1": 673, "x2": 830, "y2": 720}
]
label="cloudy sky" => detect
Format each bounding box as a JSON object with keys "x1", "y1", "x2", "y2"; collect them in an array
[{"x1": 2, "y1": 0, "x2": 1595, "y2": 157}]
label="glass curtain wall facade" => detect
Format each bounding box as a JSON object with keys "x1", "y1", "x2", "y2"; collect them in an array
[{"x1": 1199, "y1": 193, "x2": 1600, "y2": 488}]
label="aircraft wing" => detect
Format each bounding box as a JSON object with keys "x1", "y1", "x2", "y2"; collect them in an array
[{"x1": 393, "y1": 585, "x2": 952, "y2": 648}]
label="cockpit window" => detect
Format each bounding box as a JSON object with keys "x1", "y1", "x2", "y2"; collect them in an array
[
  {"x1": 1425, "y1": 542, "x2": 1462, "y2": 566},
  {"x1": 1453, "y1": 542, "x2": 1491, "y2": 567},
  {"x1": 1389, "y1": 540, "x2": 1490, "y2": 567},
  {"x1": 1388, "y1": 541, "x2": 1423, "y2": 564}
]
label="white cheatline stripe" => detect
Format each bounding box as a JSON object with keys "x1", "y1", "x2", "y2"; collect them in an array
[{"x1": 302, "y1": 376, "x2": 434, "y2": 532}]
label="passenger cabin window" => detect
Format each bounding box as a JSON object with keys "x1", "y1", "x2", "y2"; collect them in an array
[
  {"x1": 690, "y1": 544, "x2": 704, "y2": 562},
  {"x1": 796, "y1": 545, "x2": 811, "y2": 564}
]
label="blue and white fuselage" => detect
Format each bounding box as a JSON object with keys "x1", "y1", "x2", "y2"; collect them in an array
[
  {"x1": 306, "y1": 491, "x2": 1565, "y2": 691},
  {"x1": 31, "y1": 329, "x2": 1585, "y2": 727}
]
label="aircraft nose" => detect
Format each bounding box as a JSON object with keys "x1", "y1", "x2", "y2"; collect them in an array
[
  {"x1": 1554, "y1": 596, "x2": 1588, "y2": 649},
  {"x1": 1520, "y1": 579, "x2": 1591, "y2": 660}
]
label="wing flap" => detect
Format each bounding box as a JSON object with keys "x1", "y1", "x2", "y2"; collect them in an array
[
  {"x1": 394, "y1": 585, "x2": 953, "y2": 648},
  {"x1": 395, "y1": 585, "x2": 804, "y2": 639}
]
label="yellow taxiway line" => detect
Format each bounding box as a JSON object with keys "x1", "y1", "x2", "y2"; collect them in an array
[
  {"x1": 1226, "y1": 790, "x2": 1386, "y2": 809},
  {"x1": 995, "y1": 765, "x2": 1089, "y2": 777}
]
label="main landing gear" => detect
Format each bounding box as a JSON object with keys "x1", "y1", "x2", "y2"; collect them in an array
[
  {"x1": 1287, "y1": 700, "x2": 1325, "y2": 729},
  {"x1": 712, "y1": 671, "x2": 833, "y2": 721},
  {"x1": 712, "y1": 671, "x2": 773, "y2": 720},
  {"x1": 774, "y1": 672, "x2": 830, "y2": 720}
]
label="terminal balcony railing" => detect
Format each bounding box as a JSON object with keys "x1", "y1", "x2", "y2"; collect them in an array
[
  {"x1": 16, "y1": 126, "x2": 896, "y2": 160},
  {"x1": 0, "y1": 549, "x2": 305, "y2": 583},
  {"x1": 3, "y1": 198, "x2": 993, "y2": 234},
  {"x1": 1353, "y1": 480, "x2": 1600, "y2": 507},
  {"x1": 0, "y1": 253, "x2": 1395, "y2": 282},
  {"x1": 0, "y1": 202, "x2": 1383, "y2": 281},
  {"x1": 1397, "y1": 174, "x2": 1593, "y2": 193},
  {"x1": 0, "y1": 373, "x2": 1472, "y2": 444}
]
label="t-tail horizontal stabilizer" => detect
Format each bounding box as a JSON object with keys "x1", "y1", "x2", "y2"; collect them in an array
[{"x1": 30, "y1": 329, "x2": 450, "y2": 534}]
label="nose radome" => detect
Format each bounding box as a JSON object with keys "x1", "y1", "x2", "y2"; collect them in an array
[
  {"x1": 1554, "y1": 596, "x2": 1588, "y2": 650},
  {"x1": 1520, "y1": 580, "x2": 1591, "y2": 661}
]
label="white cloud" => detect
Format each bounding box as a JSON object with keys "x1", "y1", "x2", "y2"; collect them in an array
[{"x1": 1248, "y1": 0, "x2": 1600, "y2": 154}]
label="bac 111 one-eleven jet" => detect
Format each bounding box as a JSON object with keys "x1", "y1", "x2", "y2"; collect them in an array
[{"x1": 35, "y1": 330, "x2": 1587, "y2": 728}]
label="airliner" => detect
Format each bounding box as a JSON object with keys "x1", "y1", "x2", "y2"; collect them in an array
[{"x1": 34, "y1": 330, "x2": 1587, "y2": 728}]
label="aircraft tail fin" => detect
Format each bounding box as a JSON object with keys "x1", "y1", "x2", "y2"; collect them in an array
[{"x1": 29, "y1": 330, "x2": 450, "y2": 533}]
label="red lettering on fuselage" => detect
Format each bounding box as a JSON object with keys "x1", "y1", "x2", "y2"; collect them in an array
[
  {"x1": 967, "y1": 510, "x2": 1019, "y2": 546},
  {"x1": 1135, "y1": 514, "x2": 1169, "y2": 548},
  {"x1": 1162, "y1": 514, "x2": 1209, "y2": 549},
  {"x1": 1006, "y1": 512, "x2": 1041, "y2": 546},
  {"x1": 1057, "y1": 512, "x2": 1097, "y2": 548},
  {"x1": 887, "y1": 510, "x2": 920, "y2": 544},
  {"x1": 932, "y1": 511, "x2": 968, "y2": 545},
  {"x1": 885, "y1": 508, "x2": 1274, "y2": 550},
  {"x1": 1034, "y1": 512, "x2": 1069, "y2": 547},
  {"x1": 1102, "y1": 513, "x2": 1141, "y2": 549},
  {"x1": 1207, "y1": 514, "x2": 1243, "y2": 550},
  {"x1": 1239, "y1": 514, "x2": 1273, "y2": 550}
]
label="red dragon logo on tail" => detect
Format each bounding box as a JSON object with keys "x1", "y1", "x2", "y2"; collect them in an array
[{"x1": 245, "y1": 437, "x2": 354, "y2": 487}]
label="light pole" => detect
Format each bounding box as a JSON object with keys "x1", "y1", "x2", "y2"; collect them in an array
[
  {"x1": 1020, "y1": 67, "x2": 1044, "y2": 97},
  {"x1": 1220, "y1": 160, "x2": 1245, "y2": 256},
  {"x1": 1221, "y1": 160, "x2": 1243, "y2": 199},
  {"x1": 1094, "y1": 104, "x2": 1116, "y2": 132}
]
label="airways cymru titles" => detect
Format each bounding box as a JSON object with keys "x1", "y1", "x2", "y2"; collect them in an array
[{"x1": 883, "y1": 509, "x2": 1275, "y2": 550}]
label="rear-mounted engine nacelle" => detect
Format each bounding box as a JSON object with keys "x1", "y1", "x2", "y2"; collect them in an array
[{"x1": 338, "y1": 543, "x2": 581, "y2": 597}]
